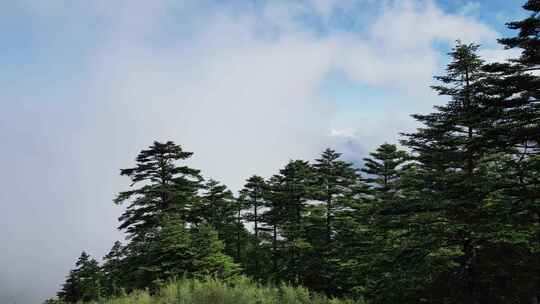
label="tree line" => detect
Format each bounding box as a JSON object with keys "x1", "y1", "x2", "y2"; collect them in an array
[{"x1": 49, "y1": 1, "x2": 539, "y2": 303}]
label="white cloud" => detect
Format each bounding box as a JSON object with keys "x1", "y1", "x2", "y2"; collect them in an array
[
  {"x1": 459, "y1": 1, "x2": 481, "y2": 16},
  {"x1": 371, "y1": 1, "x2": 496, "y2": 50},
  {"x1": 480, "y1": 48, "x2": 521, "y2": 63}
]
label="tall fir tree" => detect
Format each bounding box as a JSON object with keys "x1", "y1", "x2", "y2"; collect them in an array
[
  {"x1": 101, "y1": 241, "x2": 125, "y2": 297},
  {"x1": 239, "y1": 175, "x2": 267, "y2": 278},
  {"x1": 190, "y1": 224, "x2": 241, "y2": 279},
  {"x1": 113, "y1": 141, "x2": 204, "y2": 290},
  {"x1": 58, "y1": 252, "x2": 103, "y2": 303},
  {"x1": 194, "y1": 179, "x2": 240, "y2": 259},
  {"x1": 399, "y1": 42, "x2": 492, "y2": 304},
  {"x1": 272, "y1": 160, "x2": 314, "y2": 286},
  {"x1": 310, "y1": 149, "x2": 362, "y2": 294},
  {"x1": 114, "y1": 141, "x2": 203, "y2": 240},
  {"x1": 261, "y1": 175, "x2": 288, "y2": 279},
  {"x1": 483, "y1": 0, "x2": 539, "y2": 154},
  {"x1": 481, "y1": 2, "x2": 540, "y2": 302},
  {"x1": 361, "y1": 143, "x2": 409, "y2": 197},
  {"x1": 144, "y1": 215, "x2": 193, "y2": 288},
  {"x1": 313, "y1": 149, "x2": 360, "y2": 244}
]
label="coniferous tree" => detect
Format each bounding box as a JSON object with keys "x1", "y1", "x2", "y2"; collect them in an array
[
  {"x1": 144, "y1": 215, "x2": 193, "y2": 288},
  {"x1": 261, "y1": 175, "x2": 287, "y2": 279},
  {"x1": 101, "y1": 241, "x2": 125, "y2": 297},
  {"x1": 313, "y1": 149, "x2": 360, "y2": 244},
  {"x1": 195, "y1": 179, "x2": 235, "y2": 229},
  {"x1": 481, "y1": 2, "x2": 540, "y2": 301},
  {"x1": 58, "y1": 252, "x2": 103, "y2": 303},
  {"x1": 362, "y1": 143, "x2": 409, "y2": 197},
  {"x1": 194, "y1": 179, "x2": 239, "y2": 258},
  {"x1": 113, "y1": 141, "x2": 203, "y2": 289},
  {"x1": 240, "y1": 175, "x2": 267, "y2": 278},
  {"x1": 398, "y1": 42, "x2": 491, "y2": 304},
  {"x1": 359, "y1": 143, "x2": 410, "y2": 300},
  {"x1": 272, "y1": 160, "x2": 314, "y2": 286},
  {"x1": 115, "y1": 141, "x2": 203, "y2": 240},
  {"x1": 230, "y1": 196, "x2": 250, "y2": 264},
  {"x1": 58, "y1": 269, "x2": 81, "y2": 303},
  {"x1": 310, "y1": 149, "x2": 362, "y2": 294},
  {"x1": 190, "y1": 224, "x2": 241, "y2": 279}
]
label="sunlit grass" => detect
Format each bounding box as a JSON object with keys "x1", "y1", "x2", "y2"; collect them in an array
[{"x1": 90, "y1": 276, "x2": 361, "y2": 304}]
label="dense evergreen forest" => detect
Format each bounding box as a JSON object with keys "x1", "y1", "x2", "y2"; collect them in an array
[{"x1": 46, "y1": 1, "x2": 539, "y2": 303}]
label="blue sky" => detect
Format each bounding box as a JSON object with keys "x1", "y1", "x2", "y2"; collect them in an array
[{"x1": 0, "y1": 0, "x2": 529, "y2": 303}]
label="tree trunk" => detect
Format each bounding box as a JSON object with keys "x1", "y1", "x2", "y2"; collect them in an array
[
  {"x1": 254, "y1": 198, "x2": 259, "y2": 277},
  {"x1": 464, "y1": 239, "x2": 479, "y2": 304},
  {"x1": 273, "y1": 224, "x2": 277, "y2": 275},
  {"x1": 236, "y1": 208, "x2": 241, "y2": 261},
  {"x1": 326, "y1": 193, "x2": 332, "y2": 244}
]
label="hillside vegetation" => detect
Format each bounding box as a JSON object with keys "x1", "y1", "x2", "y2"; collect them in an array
[{"x1": 56, "y1": 277, "x2": 360, "y2": 304}]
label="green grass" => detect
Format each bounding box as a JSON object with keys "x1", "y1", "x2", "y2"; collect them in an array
[{"x1": 93, "y1": 277, "x2": 362, "y2": 304}]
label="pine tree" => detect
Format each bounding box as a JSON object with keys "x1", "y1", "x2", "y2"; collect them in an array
[
  {"x1": 192, "y1": 178, "x2": 241, "y2": 261},
  {"x1": 57, "y1": 269, "x2": 81, "y2": 303},
  {"x1": 101, "y1": 241, "x2": 125, "y2": 297},
  {"x1": 361, "y1": 143, "x2": 409, "y2": 197},
  {"x1": 191, "y1": 224, "x2": 241, "y2": 279},
  {"x1": 261, "y1": 175, "x2": 287, "y2": 279},
  {"x1": 112, "y1": 141, "x2": 204, "y2": 290},
  {"x1": 359, "y1": 143, "x2": 410, "y2": 297},
  {"x1": 195, "y1": 179, "x2": 236, "y2": 229},
  {"x1": 483, "y1": 0, "x2": 539, "y2": 154},
  {"x1": 399, "y1": 42, "x2": 491, "y2": 304},
  {"x1": 230, "y1": 196, "x2": 250, "y2": 264},
  {"x1": 115, "y1": 141, "x2": 203, "y2": 240},
  {"x1": 144, "y1": 215, "x2": 193, "y2": 288},
  {"x1": 480, "y1": 2, "x2": 540, "y2": 302},
  {"x1": 313, "y1": 149, "x2": 360, "y2": 244},
  {"x1": 58, "y1": 252, "x2": 103, "y2": 303},
  {"x1": 272, "y1": 160, "x2": 314, "y2": 285},
  {"x1": 240, "y1": 175, "x2": 267, "y2": 278},
  {"x1": 500, "y1": 0, "x2": 540, "y2": 70},
  {"x1": 309, "y1": 149, "x2": 362, "y2": 294},
  {"x1": 345, "y1": 144, "x2": 411, "y2": 302}
]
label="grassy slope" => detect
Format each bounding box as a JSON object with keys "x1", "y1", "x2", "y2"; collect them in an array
[{"x1": 95, "y1": 277, "x2": 362, "y2": 304}]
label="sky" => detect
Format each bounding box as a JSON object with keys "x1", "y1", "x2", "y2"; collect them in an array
[{"x1": 0, "y1": 0, "x2": 528, "y2": 303}]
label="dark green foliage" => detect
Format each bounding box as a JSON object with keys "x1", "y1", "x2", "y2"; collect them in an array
[
  {"x1": 259, "y1": 175, "x2": 284, "y2": 278},
  {"x1": 194, "y1": 179, "x2": 241, "y2": 260},
  {"x1": 239, "y1": 175, "x2": 267, "y2": 278},
  {"x1": 499, "y1": 0, "x2": 540, "y2": 67},
  {"x1": 144, "y1": 215, "x2": 193, "y2": 287},
  {"x1": 272, "y1": 160, "x2": 314, "y2": 285},
  {"x1": 190, "y1": 224, "x2": 241, "y2": 279},
  {"x1": 484, "y1": 1, "x2": 539, "y2": 153},
  {"x1": 361, "y1": 143, "x2": 409, "y2": 196},
  {"x1": 101, "y1": 241, "x2": 125, "y2": 296},
  {"x1": 311, "y1": 149, "x2": 364, "y2": 295},
  {"x1": 115, "y1": 141, "x2": 203, "y2": 239},
  {"x1": 58, "y1": 252, "x2": 103, "y2": 303},
  {"x1": 111, "y1": 141, "x2": 205, "y2": 290},
  {"x1": 393, "y1": 42, "x2": 495, "y2": 304},
  {"x1": 195, "y1": 179, "x2": 236, "y2": 229},
  {"x1": 313, "y1": 149, "x2": 360, "y2": 243}
]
